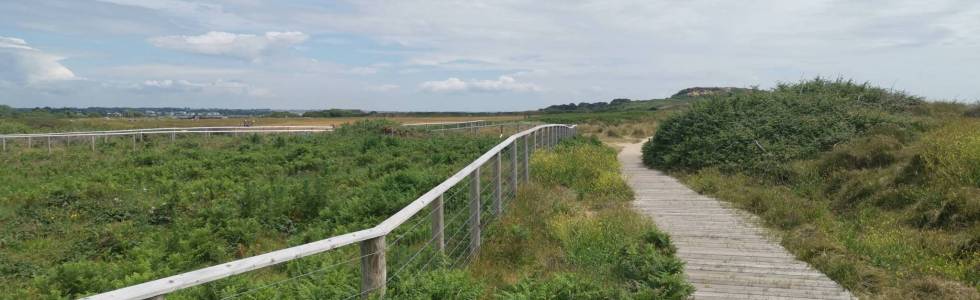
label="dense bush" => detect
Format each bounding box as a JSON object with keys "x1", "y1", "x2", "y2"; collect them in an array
[{"x1": 644, "y1": 78, "x2": 922, "y2": 176}]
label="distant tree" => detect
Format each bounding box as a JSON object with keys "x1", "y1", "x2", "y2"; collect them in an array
[
  {"x1": 302, "y1": 109, "x2": 368, "y2": 118},
  {"x1": 267, "y1": 111, "x2": 300, "y2": 118},
  {"x1": 0, "y1": 105, "x2": 14, "y2": 117},
  {"x1": 610, "y1": 98, "x2": 632, "y2": 105},
  {"x1": 122, "y1": 110, "x2": 145, "y2": 118}
]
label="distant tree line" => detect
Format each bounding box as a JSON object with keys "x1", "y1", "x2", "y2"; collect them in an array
[
  {"x1": 539, "y1": 98, "x2": 635, "y2": 113},
  {"x1": 669, "y1": 87, "x2": 755, "y2": 99},
  {"x1": 301, "y1": 109, "x2": 369, "y2": 118},
  {"x1": 0, "y1": 106, "x2": 277, "y2": 118}
]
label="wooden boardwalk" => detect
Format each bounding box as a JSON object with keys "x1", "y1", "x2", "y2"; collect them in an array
[{"x1": 618, "y1": 142, "x2": 856, "y2": 300}]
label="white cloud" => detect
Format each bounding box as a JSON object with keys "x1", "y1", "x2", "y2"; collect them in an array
[
  {"x1": 347, "y1": 66, "x2": 378, "y2": 75},
  {"x1": 93, "y1": 64, "x2": 250, "y2": 79},
  {"x1": 95, "y1": 0, "x2": 252, "y2": 29},
  {"x1": 141, "y1": 79, "x2": 271, "y2": 97},
  {"x1": 148, "y1": 31, "x2": 309, "y2": 60},
  {"x1": 421, "y1": 76, "x2": 541, "y2": 93},
  {"x1": 367, "y1": 84, "x2": 399, "y2": 92},
  {"x1": 0, "y1": 36, "x2": 76, "y2": 84}
]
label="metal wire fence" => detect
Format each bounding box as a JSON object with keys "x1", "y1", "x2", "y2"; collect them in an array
[{"x1": 81, "y1": 124, "x2": 575, "y2": 300}]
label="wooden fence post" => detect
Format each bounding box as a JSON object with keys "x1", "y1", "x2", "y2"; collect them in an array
[
  {"x1": 510, "y1": 142, "x2": 518, "y2": 197},
  {"x1": 431, "y1": 194, "x2": 445, "y2": 254},
  {"x1": 545, "y1": 127, "x2": 550, "y2": 148},
  {"x1": 523, "y1": 135, "x2": 530, "y2": 182},
  {"x1": 531, "y1": 130, "x2": 537, "y2": 151},
  {"x1": 91, "y1": 136, "x2": 96, "y2": 151},
  {"x1": 469, "y1": 169, "x2": 481, "y2": 254},
  {"x1": 47, "y1": 137, "x2": 51, "y2": 154},
  {"x1": 360, "y1": 235, "x2": 386, "y2": 299},
  {"x1": 28, "y1": 137, "x2": 32, "y2": 149},
  {"x1": 493, "y1": 153, "x2": 502, "y2": 216},
  {"x1": 2, "y1": 137, "x2": 5, "y2": 152},
  {"x1": 553, "y1": 127, "x2": 557, "y2": 146}
]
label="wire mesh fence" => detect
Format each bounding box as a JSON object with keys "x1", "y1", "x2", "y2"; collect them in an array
[{"x1": 81, "y1": 124, "x2": 576, "y2": 300}]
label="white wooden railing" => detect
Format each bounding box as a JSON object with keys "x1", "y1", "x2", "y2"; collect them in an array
[
  {"x1": 0, "y1": 120, "x2": 535, "y2": 153},
  {"x1": 0, "y1": 126, "x2": 335, "y2": 153},
  {"x1": 80, "y1": 123, "x2": 577, "y2": 299}
]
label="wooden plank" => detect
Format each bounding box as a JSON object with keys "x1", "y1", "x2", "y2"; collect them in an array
[
  {"x1": 82, "y1": 228, "x2": 385, "y2": 300},
  {"x1": 616, "y1": 142, "x2": 855, "y2": 300},
  {"x1": 431, "y1": 194, "x2": 445, "y2": 254},
  {"x1": 360, "y1": 236, "x2": 386, "y2": 299},
  {"x1": 493, "y1": 153, "x2": 502, "y2": 215},
  {"x1": 469, "y1": 169, "x2": 481, "y2": 254}
]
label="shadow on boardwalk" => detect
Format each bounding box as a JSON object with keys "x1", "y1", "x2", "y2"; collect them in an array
[{"x1": 617, "y1": 142, "x2": 856, "y2": 300}]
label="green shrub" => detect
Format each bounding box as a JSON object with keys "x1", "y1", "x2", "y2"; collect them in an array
[
  {"x1": 0, "y1": 121, "x2": 501, "y2": 298},
  {"x1": 389, "y1": 269, "x2": 485, "y2": 299},
  {"x1": 495, "y1": 274, "x2": 624, "y2": 300},
  {"x1": 532, "y1": 137, "x2": 632, "y2": 200},
  {"x1": 613, "y1": 230, "x2": 692, "y2": 299},
  {"x1": 643, "y1": 78, "x2": 921, "y2": 175}
]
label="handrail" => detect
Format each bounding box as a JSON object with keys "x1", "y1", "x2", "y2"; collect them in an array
[
  {"x1": 81, "y1": 123, "x2": 577, "y2": 300},
  {"x1": 402, "y1": 119, "x2": 486, "y2": 126},
  {"x1": 0, "y1": 126, "x2": 335, "y2": 138}
]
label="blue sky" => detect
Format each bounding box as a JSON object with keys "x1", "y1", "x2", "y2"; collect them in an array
[{"x1": 1, "y1": 0, "x2": 978, "y2": 111}]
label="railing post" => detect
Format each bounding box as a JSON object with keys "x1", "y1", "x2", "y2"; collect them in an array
[
  {"x1": 510, "y1": 141, "x2": 518, "y2": 197},
  {"x1": 523, "y1": 135, "x2": 530, "y2": 182},
  {"x1": 551, "y1": 127, "x2": 561, "y2": 147},
  {"x1": 431, "y1": 194, "x2": 445, "y2": 254},
  {"x1": 2, "y1": 137, "x2": 5, "y2": 152},
  {"x1": 544, "y1": 127, "x2": 549, "y2": 148},
  {"x1": 469, "y1": 169, "x2": 481, "y2": 254},
  {"x1": 91, "y1": 136, "x2": 96, "y2": 151},
  {"x1": 47, "y1": 137, "x2": 51, "y2": 154},
  {"x1": 28, "y1": 137, "x2": 32, "y2": 149},
  {"x1": 360, "y1": 235, "x2": 386, "y2": 299},
  {"x1": 545, "y1": 127, "x2": 550, "y2": 148},
  {"x1": 532, "y1": 130, "x2": 537, "y2": 150},
  {"x1": 493, "y1": 152, "x2": 502, "y2": 216},
  {"x1": 552, "y1": 127, "x2": 557, "y2": 146}
]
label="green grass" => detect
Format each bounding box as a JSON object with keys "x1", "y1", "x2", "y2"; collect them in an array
[
  {"x1": 642, "y1": 78, "x2": 979, "y2": 299},
  {"x1": 0, "y1": 120, "x2": 501, "y2": 299},
  {"x1": 470, "y1": 137, "x2": 693, "y2": 299}
]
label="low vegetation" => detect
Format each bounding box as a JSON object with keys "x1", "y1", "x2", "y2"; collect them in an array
[
  {"x1": 0, "y1": 120, "x2": 500, "y2": 298},
  {"x1": 532, "y1": 110, "x2": 683, "y2": 143},
  {"x1": 472, "y1": 137, "x2": 693, "y2": 299},
  {"x1": 643, "y1": 78, "x2": 980, "y2": 299}
]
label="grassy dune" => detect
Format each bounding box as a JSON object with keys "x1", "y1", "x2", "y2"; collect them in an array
[{"x1": 643, "y1": 79, "x2": 980, "y2": 299}]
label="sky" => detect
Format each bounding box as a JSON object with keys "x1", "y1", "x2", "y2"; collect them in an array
[{"x1": 0, "y1": 1, "x2": 978, "y2": 111}]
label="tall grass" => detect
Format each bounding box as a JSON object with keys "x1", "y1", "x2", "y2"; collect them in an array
[{"x1": 472, "y1": 137, "x2": 693, "y2": 299}]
